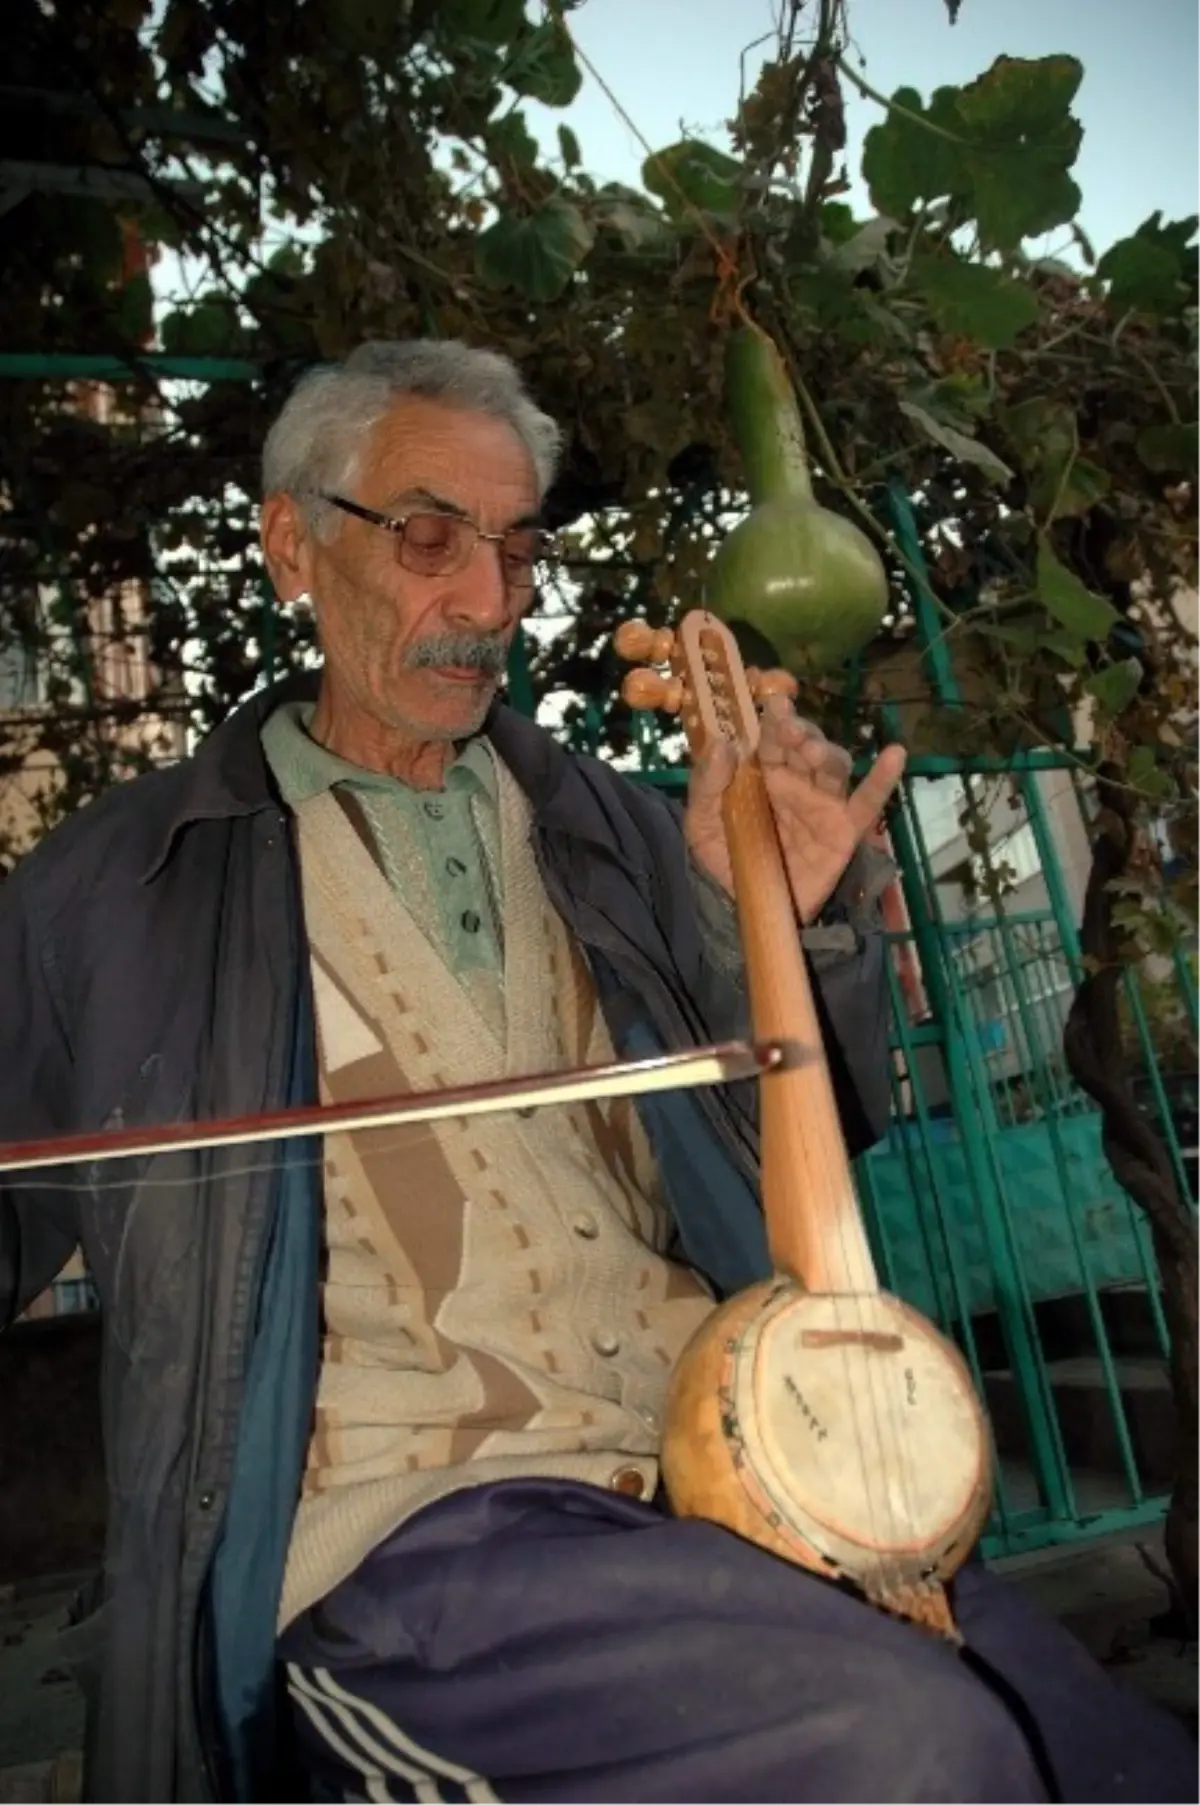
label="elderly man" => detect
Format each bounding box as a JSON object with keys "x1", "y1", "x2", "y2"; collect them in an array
[{"x1": 0, "y1": 341, "x2": 1192, "y2": 1805}]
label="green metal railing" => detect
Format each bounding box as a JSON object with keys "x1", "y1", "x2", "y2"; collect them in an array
[{"x1": 599, "y1": 484, "x2": 1193, "y2": 1558}]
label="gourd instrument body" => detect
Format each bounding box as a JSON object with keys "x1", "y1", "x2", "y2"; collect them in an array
[{"x1": 618, "y1": 611, "x2": 992, "y2": 1639}]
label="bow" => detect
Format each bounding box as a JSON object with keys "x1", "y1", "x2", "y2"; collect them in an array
[{"x1": 0, "y1": 1038, "x2": 803, "y2": 1176}]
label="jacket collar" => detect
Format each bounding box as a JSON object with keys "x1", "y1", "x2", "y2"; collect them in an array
[{"x1": 140, "y1": 672, "x2": 312, "y2": 880}]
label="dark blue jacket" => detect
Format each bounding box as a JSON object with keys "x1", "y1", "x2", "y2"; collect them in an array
[{"x1": 0, "y1": 675, "x2": 891, "y2": 1801}]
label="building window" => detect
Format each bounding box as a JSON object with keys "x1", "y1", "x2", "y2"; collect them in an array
[{"x1": 0, "y1": 637, "x2": 44, "y2": 710}]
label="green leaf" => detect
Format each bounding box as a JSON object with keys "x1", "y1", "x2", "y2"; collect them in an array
[
  {"x1": 782, "y1": 261, "x2": 899, "y2": 350},
  {"x1": 899, "y1": 400, "x2": 1013, "y2": 484},
  {"x1": 975, "y1": 620, "x2": 1041, "y2": 656},
  {"x1": 1139, "y1": 210, "x2": 1200, "y2": 258},
  {"x1": 861, "y1": 58, "x2": 1083, "y2": 250},
  {"x1": 436, "y1": 0, "x2": 525, "y2": 47},
  {"x1": 642, "y1": 139, "x2": 744, "y2": 220},
  {"x1": 861, "y1": 85, "x2": 968, "y2": 218},
  {"x1": 1097, "y1": 238, "x2": 1183, "y2": 315},
  {"x1": 997, "y1": 399, "x2": 1107, "y2": 515},
  {"x1": 557, "y1": 123, "x2": 582, "y2": 168},
  {"x1": 1085, "y1": 657, "x2": 1142, "y2": 716},
  {"x1": 1041, "y1": 629, "x2": 1089, "y2": 667},
  {"x1": 1127, "y1": 744, "x2": 1174, "y2": 800},
  {"x1": 974, "y1": 618, "x2": 1087, "y2": 665},
  {"x1": 1135, "y1": 421, "x2": 1198, "y2": 473},
  {"x1": 819, "y1": 200, "x2": 864, "y2": 246},
  {"x1": 160, "y1": 296, "x2": 246, "y2": 356},
  {"x1": 910, "y1": 251, "x2": 1039, "y2": 349},
  {"x1": 1035, "y1": 542, "x2": 1118, "y2": 640},
  {"x1": 918, "y1": 373, "x2": 994, "y2": 423},
  {"x1": 1035, "y1": 455, "x2": 1110, "y2": 520},
  {"x1": 954, "y1": 56, "x2": 1083, "y2": 248},
  {"x1": 1001, "y1": 396, "x2": 1072, "y2": 466},
  {"x1": 474, "y1": 197, "x2": 594, "y2": 301},
  {"x1": 967, "y1": 159, "x2": 1080, "y2": 251},
  {"x1": 505, "y1": 19, "x2": 582, "y2": 108},
  {"x1": 954, "y1": 53, "x2": 1082, "y2": 138},
  {"x1": 487, "y1": 109, "x2": 539, "y2": 166}
]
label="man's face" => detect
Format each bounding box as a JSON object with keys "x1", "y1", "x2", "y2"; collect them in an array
[{"x1": 303, "y1": 397, "x2": 542, "y2": 743}]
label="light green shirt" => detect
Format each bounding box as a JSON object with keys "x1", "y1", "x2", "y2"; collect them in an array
[{"x1": 261, "y1": 701, "x2": 504, "y2": 976}]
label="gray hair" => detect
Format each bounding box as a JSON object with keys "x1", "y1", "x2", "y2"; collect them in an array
[{"x1": 262, "y1": 339, "x2": 564, "y2": 537}]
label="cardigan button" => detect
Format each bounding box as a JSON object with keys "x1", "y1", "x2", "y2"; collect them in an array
[
  {"x1": 591, "y1": 1328, "x2": 620, "y2": 1358},
  {"x1": 609, "y1": 1466, "x2": 647, "y2": 1498}
]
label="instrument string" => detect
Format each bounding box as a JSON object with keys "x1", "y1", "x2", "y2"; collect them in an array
[
  {"x1": 713, "y1": 641, "x2": 886, "y2": 1590},
  {"x1": 714, "y1": 616, "x2": 925, "y2": 1620}
]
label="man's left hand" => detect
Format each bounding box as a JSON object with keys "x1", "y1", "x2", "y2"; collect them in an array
[{"x1": 684, "y1": 692, "x2": 907, "y2": 925}]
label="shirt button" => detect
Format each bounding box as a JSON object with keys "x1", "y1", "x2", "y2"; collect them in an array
[
  {"x1": 571, "y1": 1214, "x2": 600, "y2": 1240},
  {"x1": 638, "y1": 1406, "x2": 660, "y2": 1431},
  {"x1": 445, "y1": 856, "x2": 467, "y2": 876},
  {"x1": 609, "y1": 1466, "x2": 647, "y2": 1498},
  {"x1": 423, "y1": 800, "x2": 444, "y2": 820},
  {"x1": 591, "y1": 1328, "x2": 620, "y2": 1358},
  {"x1": 461, "y1": 910, "x2": 481, "y2": 933}
]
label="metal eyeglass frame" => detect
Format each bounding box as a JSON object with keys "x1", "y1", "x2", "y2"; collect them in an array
[{"x1": 314, "y1": 490, "x2": 556, "y2": 589}]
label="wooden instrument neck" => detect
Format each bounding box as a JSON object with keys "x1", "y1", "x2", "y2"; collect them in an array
[{"x1": 723, "y1": 761, "x2": 878, "y2": 1296}]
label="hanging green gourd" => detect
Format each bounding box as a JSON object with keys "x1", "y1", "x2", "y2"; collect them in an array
[{"x1": 706, "y1": 321, "x2": 888, "y2": 673}]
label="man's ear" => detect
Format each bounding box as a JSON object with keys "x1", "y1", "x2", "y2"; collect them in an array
[{"x1": 261, "y1": 493, "x2": 315, "y2": 603}]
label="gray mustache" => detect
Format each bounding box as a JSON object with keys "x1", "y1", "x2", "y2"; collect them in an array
[{"x1": 405, "y1": 635, "x2": 509, "y2": 677}]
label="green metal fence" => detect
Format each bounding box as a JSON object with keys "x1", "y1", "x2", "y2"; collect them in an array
[
  {"x1": 862, "y1": 772, "x2": 1185, "y2": 1557},
  {"x1": 601, "y1": 485, "x2": 1195, "y2": 1560}
]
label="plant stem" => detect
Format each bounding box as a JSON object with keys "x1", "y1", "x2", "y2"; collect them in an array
[
  {"x1": 773, "y1": 323, "x2": 962, "y2": 626},
  {"x1": 835, "y1": 55, "x2": 965, "y2": 144},
  {"x1": 1043, "y1": 421, "x2": 1080, "y2": 529}
]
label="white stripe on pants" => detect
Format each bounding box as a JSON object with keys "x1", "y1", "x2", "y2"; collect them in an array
[{"x1": 287, "y1": 1663, "x2": 501, "y2": 1803}]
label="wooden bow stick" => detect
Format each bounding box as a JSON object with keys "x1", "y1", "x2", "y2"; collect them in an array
[{"x1": 0, "y1": 1039, "x2": 801, "y2": 1176}]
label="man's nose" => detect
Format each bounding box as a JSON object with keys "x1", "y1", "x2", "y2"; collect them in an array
[{"x1": 445, "y1": 537, "x2": 513, "y2": 630}]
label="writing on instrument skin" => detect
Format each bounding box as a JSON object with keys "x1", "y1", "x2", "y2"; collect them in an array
[
  {"x1": 906, "y1": 1367, "x2": 918, "y2": 1407},
  {"x1": 783, "y1": 1373, "x2": 829, "y2": 1440}
]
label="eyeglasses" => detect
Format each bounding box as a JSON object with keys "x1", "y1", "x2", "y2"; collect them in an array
[{"x1": 316, "y1": 491, "x2": 556, "y2": 592}]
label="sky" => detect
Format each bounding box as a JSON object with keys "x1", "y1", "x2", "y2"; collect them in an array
[{"x1": 525, "y1": 0, "x2": 1199, "y2": 258}]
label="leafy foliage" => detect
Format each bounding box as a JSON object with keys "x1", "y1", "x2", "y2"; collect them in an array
[
  {"x1": 475, "y1": 195, "x2": 594, "y2": 300},
  {"x1": 860, "y1": 55, "x2": 1083, "y2": 250},
  {"x1": 0, "y1": 0, "x2": 1194, "y2": 911}
]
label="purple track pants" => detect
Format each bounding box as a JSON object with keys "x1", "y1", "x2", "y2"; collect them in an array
[{"x1": 278, "y1": 1479, "x2": 1197, "y2": 1803}]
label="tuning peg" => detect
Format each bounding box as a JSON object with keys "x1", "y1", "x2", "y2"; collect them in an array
[
  {"x1": 621, "y1": 669, "x2": 683, "y2": 713},
  {"x1": 751, "y1": 667, "x2": 799, "y2": 703},
  {"x1": 614, "y1": 620, "x2": 676, "y2": 664}
]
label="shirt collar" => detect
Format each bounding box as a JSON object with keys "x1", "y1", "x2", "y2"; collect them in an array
[{"x1": 260, "y1": 699, "x2": 497, "y2": 811}]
